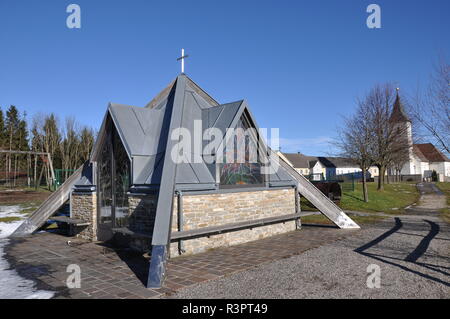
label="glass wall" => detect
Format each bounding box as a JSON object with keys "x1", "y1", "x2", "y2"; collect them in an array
[
  {"x1": 98, "y1": 123, "x2": 113, "y2": 226},
  {"x1": 97, "y1": 117, "x2": 131, "y2": 236},
  {"x1": 113, "y1": 128, "x2": 130, "y2": 228}
]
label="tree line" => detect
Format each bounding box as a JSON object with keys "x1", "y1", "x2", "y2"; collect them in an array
[{"x1": 0, "y1": 105, "x2": 96, "y2": 187}]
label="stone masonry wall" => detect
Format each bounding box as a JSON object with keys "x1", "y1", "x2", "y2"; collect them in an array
[
  {"x1": 127, "y1": 194, "x2": 157, "y2": 252},
  {"x1": 70, "y1": 188, "x2": 297, "y2": 256},
  {"x1": 71, "y1": 192, "x2": 97, "y2": 241},
  {"x1": 170, "y1": 188, "x2": 297, "y2": 257}
]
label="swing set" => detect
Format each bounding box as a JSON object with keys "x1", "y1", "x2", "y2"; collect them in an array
[{"x1": 0, "y1": 150, "x2": 56, "y2": 190}]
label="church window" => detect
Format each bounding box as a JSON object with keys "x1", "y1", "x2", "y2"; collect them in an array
[{"x1": 218, "y1": 113, "x2": 265, "y2": 188}]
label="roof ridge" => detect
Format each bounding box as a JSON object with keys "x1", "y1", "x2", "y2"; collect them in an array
[
  {"x1": 184, "y1": 75, "x2": 219, "y2": 106},
  {"x1": 145, "y1": 78, "x2": 177, "y2": 109}
]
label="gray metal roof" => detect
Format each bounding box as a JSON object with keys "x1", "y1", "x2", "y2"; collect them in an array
[
  {"x1": 145, "y1": 76, "x2": 219, "y2": 109},
  {"x1": 90, "y1": 74, "x2": 296, "y2": 190},
  {"x1": 73, "y1": 162, "x2": 94, "y2": 187},
  {"x1": 282, "y1": 153, "x2": 318, "y2": 169}
]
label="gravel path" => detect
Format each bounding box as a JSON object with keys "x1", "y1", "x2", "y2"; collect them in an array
[{"x1": 170, "y1": 183, "x2": 450, "y2": 299}]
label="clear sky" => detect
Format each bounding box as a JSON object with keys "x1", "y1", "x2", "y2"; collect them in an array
[{"x1": 0, "y1": 0, "x2": 448, "y2": 156}]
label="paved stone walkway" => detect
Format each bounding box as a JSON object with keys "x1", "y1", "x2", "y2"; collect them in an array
[
  {"x1": 7, "y1": 183, "x2": 445, "y2": 299},
  {"x1": 170, "y1": 182, "x2": 450, "y2": 298},
  {"x1": 5, "y1": 224, "x2": 358, "y2": 299}
]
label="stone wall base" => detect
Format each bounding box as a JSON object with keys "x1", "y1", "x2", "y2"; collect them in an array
[
  {"x1": 170, "y1": 188, "x2": 297, "y2": 257},
  {"x1": 69, "y1": 188, "x2": 298, "y2": 257},
  {"x1": 70, "y1": 192, "x2": 97, "y2": 241}
]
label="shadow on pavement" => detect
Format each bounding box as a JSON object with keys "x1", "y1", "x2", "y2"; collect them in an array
[{"x1": 354, "y1": 217, "x2": 449, "y2": 287}]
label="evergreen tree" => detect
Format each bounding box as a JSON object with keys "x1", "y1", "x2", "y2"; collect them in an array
[
  {"x1": 5, "y1": 105, "x2": 20, "y2": 150},
  {"x1": 0, "y1": 107, "x2": 5, "y2": 149},
  {"x1": 18, "y1": 111, "x2": 30, "y2": 151}
]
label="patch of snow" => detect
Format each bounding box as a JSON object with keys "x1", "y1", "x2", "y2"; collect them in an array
[
  {"x1": 0, "y1": 205, "x2": 55, "y2": 299},
  {"x1": 0, "y1": 207, "x2": 24, "y2": 239},
  {"x1": 0, "y1": 220, "x2": 23, "y2": 239},
  {"x1": 0, "y1": 205, "x2": 24, "y2": 220}
]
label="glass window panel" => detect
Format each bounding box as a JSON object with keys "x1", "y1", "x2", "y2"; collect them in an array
[
  {"x1": 113, "y1": 128, "x2": 130, "y2": 228},
  {"x1": 97, "y1": 119, "x2": 131, "y2": 229},
  {"x1": 98, "y1": 126, "x2": 113, "y2": 224}
]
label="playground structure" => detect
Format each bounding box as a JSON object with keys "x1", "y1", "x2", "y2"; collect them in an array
[{"x1": 0, "y1": 150, "x2": 56, "y2": 189}]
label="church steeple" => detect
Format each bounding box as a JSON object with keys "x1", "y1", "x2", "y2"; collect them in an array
[{"x1": 390, "y1": 88, "x2": 411, "y2": 123}]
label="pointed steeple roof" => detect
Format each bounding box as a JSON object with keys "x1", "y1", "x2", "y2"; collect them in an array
[{"x1": 390, "y1": 88, "x2": 410, "y2": 123}]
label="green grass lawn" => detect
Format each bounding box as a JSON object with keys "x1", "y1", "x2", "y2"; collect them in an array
[
  {"x1": 340, "y1": 182, "x2": 419, "y2": 214},
  {"x1": 435, "y1": 182, "x2": 450, "y2": 223},
  {"x1": 300, "y1": 181, "x2": 420, "y2": 225},
  {"x1": 301, "y1": 182, "x2": 419, "y2": 213}
]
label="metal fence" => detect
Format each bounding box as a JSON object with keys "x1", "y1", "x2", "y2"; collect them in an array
[
  {"x1": 373, "y1": 174, "x2": 422, "y2": 184},
  {"x1": 55, "y1": 169, "x2": 77, "y2": 189}
]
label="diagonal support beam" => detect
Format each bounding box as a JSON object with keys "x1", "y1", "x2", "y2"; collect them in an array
[
  {"x1": 147, "y1": 75, "x2": 187, "y2": 288},
  {"x1": 276, "y1": 152, "x2": 360, "y2": 229}
]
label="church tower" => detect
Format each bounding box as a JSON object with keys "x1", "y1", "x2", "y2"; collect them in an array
[{"x1": 389, "y1": 88, "x2": 415, "y2": 174}]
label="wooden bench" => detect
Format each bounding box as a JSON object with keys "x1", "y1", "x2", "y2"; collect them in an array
[
  {"x1": 112, "y1": 213, "x2": 301, "y2": 242},
  {"x1": 171, "y1": 213, "x2": 301, "y2": 241},
  {"x1": 49, "y1": 216, "x2": 91, "y2": 227},
  {"x1": 112, "y1": 227, "x2": 152, "y2": 239}
]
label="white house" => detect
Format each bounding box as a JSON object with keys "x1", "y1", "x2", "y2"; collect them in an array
[
  {"x1": 279, "y1": 152, "x2": 326, "y2": 180},
  {"x1": 316, "y1": 157, "x2": 379, "y2": 180},
  {"x1": 280, "y1": 153, "x2": 379, "y2": 181}
]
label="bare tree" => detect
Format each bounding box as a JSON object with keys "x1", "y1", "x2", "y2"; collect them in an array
[
  {"x1": 79, "y1": 126, "x2": 95, "y2": 163},
  {"x1": 59, "y1": 117, "x2": 80, "y2": 179},
  {"x1": 409, "y1": 56, "x2": 449, "y2": 154},
  {"x1": 39, "y1": 114, "x2": 61, "y2": 187},
  {"x1": 336, "y1": 100, "x2": 374, "y2": 202},
  {"x1": 367, "y1": 84, "x2": 411, "y2": 191},
  {"x1": 31, "y1": 113, "x2": 97, "y2": 187}
]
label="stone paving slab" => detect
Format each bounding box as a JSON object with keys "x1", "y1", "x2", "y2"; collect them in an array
[{"x1": 4, "y1": 224, "x2": 358, "y2": 299}]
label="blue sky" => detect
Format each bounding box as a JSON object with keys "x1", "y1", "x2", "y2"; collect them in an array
[{"x1": 0, "y1": 0, "x2": 448, "y2": 156}]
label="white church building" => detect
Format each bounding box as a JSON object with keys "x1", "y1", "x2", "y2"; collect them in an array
[{"x1": 390, "y1": 91, "x2": 450, "y2": 180}]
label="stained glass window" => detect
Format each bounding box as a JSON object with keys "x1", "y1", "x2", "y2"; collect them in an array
[{"x1": 219, "y1": 113, "x2": 265, "y2": 187}]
